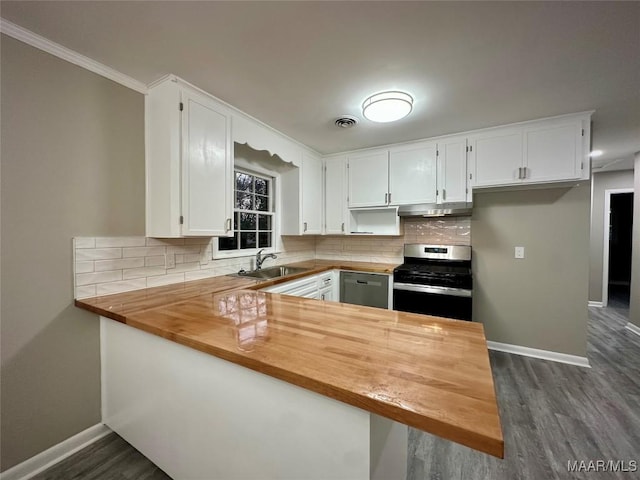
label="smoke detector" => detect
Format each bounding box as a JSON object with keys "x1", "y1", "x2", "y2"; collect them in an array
[{"x1": 334, "y1": 116, "x2": 359, "y2": 128}]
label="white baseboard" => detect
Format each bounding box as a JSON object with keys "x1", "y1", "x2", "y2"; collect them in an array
[
  {"x1": 588, "y1": 301, "x2": 604, "y2": 308},
  {"x1": 0, "y1": 424, "x2": 111, "y2": 480},
  {"x1": 487, "y1": 341, "x2": 590, "y2": 368},
  {"x1": 625, "y1": 322, "x2": 640, "y2": 338}
]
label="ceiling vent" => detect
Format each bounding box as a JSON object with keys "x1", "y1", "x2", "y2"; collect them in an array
[{"x1": 334, "y1": 116, "x2": 359, "y2": 128}]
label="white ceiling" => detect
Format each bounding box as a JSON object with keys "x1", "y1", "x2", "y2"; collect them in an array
[{"x1": 2, "y1": 1, "x2": 639, "y2": 170}]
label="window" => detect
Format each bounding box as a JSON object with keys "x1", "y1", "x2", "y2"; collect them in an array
[{"x1": 218, "y1": 170, "x2": 274, "y2": 252}]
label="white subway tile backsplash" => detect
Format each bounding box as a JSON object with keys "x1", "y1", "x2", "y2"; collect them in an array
[
  {"x1": 75, "y1": 285, "x2": 97, "y2": 299},
  {"x1": 97, "y1": 279, "x2": 148, "y2": 296},
  {"x1": 75, "y1": 261, "x2": 94, "y2": 274},
  {"x1": 123, "y1": 266, "x2": 167, "y2": 280},
  {"x1": 95, "y1": 237, "x2": 147, "y2": 248},
  {"x1": 145, "y1": 255, "x2": 166, "y2": 267},
  {"x1": 171, "y1": 261, "x2": 201, "y2": 274},
  {"x1": 185, "y1": 268, "x2": 217, "y2": 281},
  {"x1": 123, "y1": 246, "x2": 166, "y2": 258},
  {"x1": 146, "y1": 237, "x2": 184, "y2": 246},
  {"x1": 73, "y1": 222, "x2": 465, "y2": 298},
  {"x1": 147, "y1": 273, "x2": 185, "y2": 287},
  {"x1": 76, "y1": 270, "x2": 123, "y2": 286},
  {"x1": 76, "y1": 248, "x2": 122, "y2": 261},
  {"x1": 94, "y1": 258, "x2": 145, "y2": 272},
  {"x1": 74, "y1": 237, "x2": 96, "y2": 249}
]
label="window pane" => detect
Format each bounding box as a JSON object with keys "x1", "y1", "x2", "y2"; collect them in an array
[
  {"x1": 236, "y1": 172, "x2": 253, "y2": 193},
  {"x1": 254, "y1": 195, "x2": 268, "y2": 212},
  {"x1": 255, "y1": 178, "x2": 268, "y2": 195},
  {"x1": 258, "y1": 215, "x2": 272, "y2": 231},
  {"x1": 237, "y1": 192, "x2": 253, "y2": 210},
  {"x1": 258, "y1": 233, "x2": 272, "y2": 248},
  {"x1": 240, "y1": 213, "x2": 257, "y2": 230},
  {"x1": 240, "y1": 232, "x2": 257, "y2": 249},
  {"x1": 219, "y1": 234, "x2": 238, "y2": 251}
]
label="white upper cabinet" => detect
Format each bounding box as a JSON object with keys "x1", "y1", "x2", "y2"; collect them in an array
[
  {"x1": 301, "y1": 152, "x2": 323, "y2": 234},
  {"x1": 523, "y1": 116, "x2": 584, "y2": 182},
  {"x1": 347, "y1": 151, "x2": 389, "y2": 208},
  {"x1": 437, "y1": 136, "x2": 469, "y2": 203},
  {"x1": 146, "y1": 77, "x2": 232, "y2": 237},
  {"x1": 324, "y1": 156, "x2": 347, "y2": 235},
  {"x1": 468, "y1": 126, "x2": 523, "y2": 188},
  {"x1": 389, "y1": 142, "x2": 437, "y2": 205},
  {"x1": 469, "y1": 112, "x2": 591, "y2": 189}
]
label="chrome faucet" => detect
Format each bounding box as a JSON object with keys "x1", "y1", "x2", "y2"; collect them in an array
[{"x1": 255, "y1": 249, "x2": 277, "y2": 270}]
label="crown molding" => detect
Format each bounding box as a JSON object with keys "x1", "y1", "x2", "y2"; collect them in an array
[{"x1": 0, "y1": 18, "x2": 147, "y2": 94}]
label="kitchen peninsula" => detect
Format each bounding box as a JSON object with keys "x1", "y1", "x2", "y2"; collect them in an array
[{"x1": 76, "y1": 261, "x2": 503, "y2": 480}]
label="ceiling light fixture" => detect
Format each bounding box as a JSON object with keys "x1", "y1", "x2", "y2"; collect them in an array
[
  {"x1": 362, "y1": 91, "x2": 413, "y2": 123},
  {"x1": 589, "y1": 150, "x2": 603, "y2": 157}
]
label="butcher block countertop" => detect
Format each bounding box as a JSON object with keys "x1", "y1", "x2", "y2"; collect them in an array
[{"x1": 75, "y1": 260, "x2": 504, "y2": 458}]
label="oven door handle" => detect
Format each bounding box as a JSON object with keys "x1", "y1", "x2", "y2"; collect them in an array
[{"x1": 393, "y1": 283, "x2": 472, "y2": 298}]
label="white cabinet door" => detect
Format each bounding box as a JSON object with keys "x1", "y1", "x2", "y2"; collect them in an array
[
  {"x1": 146, "y1": 77, "x2": 232, "y2": 238},
  {"x1": 181, "y1": 89, "x2": 232, "y2": 236},
  {"x1": 437, "y1": 136, "x2": 468, "y2": 204},
  {"x1": 324, "y1": 157, "x2": 347, "y2": 235},
  {"x1": 469, "y1": 127, "x2": 523, "y2": 188},
  {"x1": 301, "y1": 152, "x2": 323, "y2": 234},
  {"x1": 347, "y1": 151, "x2": 389, "y2": 208},
  {"x1": 388, "y1": 142, "x2": 437, "y2": 205},
  {"x1": 319, "y1": 287, "x2": 334, "y2": 301},
  {"x1": 523, "y1": 118, "x2": 582, "y2": 183}
]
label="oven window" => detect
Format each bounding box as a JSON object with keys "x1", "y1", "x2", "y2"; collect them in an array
[{"x1": 393, "y1": 289, "x2": 472, "y2": 321}]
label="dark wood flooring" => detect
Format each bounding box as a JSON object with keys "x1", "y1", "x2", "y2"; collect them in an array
[
  {"x1": 410, "y1": 304, "x2": 640, "y2": 480},
  {"x1": 32, "y1": 305, "x2": 639, "y2": 480}
]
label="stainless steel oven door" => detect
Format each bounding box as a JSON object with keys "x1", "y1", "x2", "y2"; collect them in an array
[{"x1": 392, "y1": 283, "x2": 472, "y2": 321}]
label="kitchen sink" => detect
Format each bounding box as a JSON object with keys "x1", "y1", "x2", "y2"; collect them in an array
[{"x1": 238, "y1": 266, "x2": 311, "y2": 280}]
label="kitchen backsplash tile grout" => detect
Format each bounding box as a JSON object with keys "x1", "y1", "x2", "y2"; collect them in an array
[{"x1": 73, "y1": 218, "x2": 470, "y2": 299}]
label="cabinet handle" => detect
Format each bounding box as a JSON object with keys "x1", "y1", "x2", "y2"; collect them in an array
[
  {"x1": 341, "y1": 222, "x2": 345, "y2": 232},
  {"x1": 517, "y1": 167, "x2": 522, "y2": 179},
  {"x1": 225, "y1": 218, "x2": 232, "y2": 232},
  {"x1": 523, "y1": 167, "x2": 528, "y2": 179},
  {"x1": 388, "y1": 192, "x2": 392, "y2": 203},
  {"x1": 443, "y1": 189, "x2": 446, "y2": 201},
  {"x1": 384, "y1": 193, "x2": 388, "y2": 204},
  {"x1": 321, "y1": 294, "x2": 325, "y2": 300},
  {"x1": 304, "y1": 222, "x2": 308, "y2": 232}
]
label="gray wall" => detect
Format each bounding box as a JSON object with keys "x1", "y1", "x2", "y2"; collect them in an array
[
  {"x1": 630, "y1": 154, "x2": 640, "y2": 328},
  {"x1": 471, "y1": 185, "x2": 590, "y2": 357},
  {"x1": 1, "y1": 36, "x2": 145, "y2": 470},
  {"x1": 588, "y1": 170, "x2": 635, "y2": 303}
]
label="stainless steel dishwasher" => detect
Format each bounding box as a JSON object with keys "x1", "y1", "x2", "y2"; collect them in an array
[{"x1": 340, "y1": 272, "x2": 389, "y2": 309}]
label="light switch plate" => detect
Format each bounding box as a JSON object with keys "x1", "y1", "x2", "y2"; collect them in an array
[{"x1": 515, "y1": 246, "x2": 525, "y2": 259}]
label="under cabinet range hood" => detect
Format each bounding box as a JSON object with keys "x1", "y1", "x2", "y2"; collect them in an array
[{"x1": 397, "y1": 203, "x2": 473, "y2": 217}]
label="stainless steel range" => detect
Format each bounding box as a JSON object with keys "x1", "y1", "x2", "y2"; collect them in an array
[{"x1": 393, "y1": 244, "x2": 472, "y2": 321}]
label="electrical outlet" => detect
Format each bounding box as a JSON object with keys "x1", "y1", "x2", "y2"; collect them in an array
[
  {"x1": 165, "y1": 252, "x2": 176, "y2": 268},
  {"x1": 515, "y1": 246, "x2": 525, "y2": 259}
]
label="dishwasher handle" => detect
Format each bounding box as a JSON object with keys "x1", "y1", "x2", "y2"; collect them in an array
[{"x1": 345, "y1": 278, "x2": 382, "y2": 287}]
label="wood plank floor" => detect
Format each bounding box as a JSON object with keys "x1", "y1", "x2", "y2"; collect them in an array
[
  {"x1": 33, "y1": 305, "x2": 639, "y2": 480},
  {"x1": 410, "y1": 304, "x2": 640, "y2": 480}
]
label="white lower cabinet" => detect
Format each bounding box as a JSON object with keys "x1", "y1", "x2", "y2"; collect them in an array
[{"x1": 261, "y1": 270, "x2": 338, "y2": 299}]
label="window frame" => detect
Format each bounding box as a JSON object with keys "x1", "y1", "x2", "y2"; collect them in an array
[{"x1": 213, "y1": 166, "x2": 279, "y2": 260}]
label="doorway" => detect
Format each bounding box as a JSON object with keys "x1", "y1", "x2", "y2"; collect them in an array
[{"x1": 603, "y1": 189, "x2": 634, "y2": 308}]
